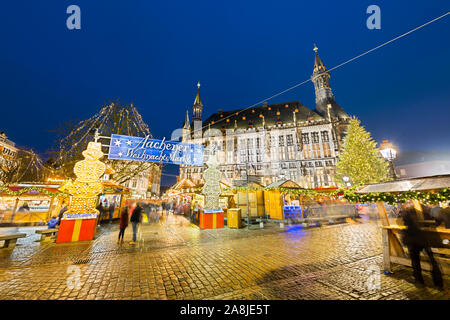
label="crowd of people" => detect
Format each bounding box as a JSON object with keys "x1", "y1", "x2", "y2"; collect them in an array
[
  {"x1": 109, "y1": 198, "x2": 202, "y2": 245},
  {"x1": 44, "y1": 196, "x2": 448, "y2": 288}
]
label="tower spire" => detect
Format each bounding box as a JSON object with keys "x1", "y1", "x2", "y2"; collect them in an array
[
  {"x1": 192, "y1": 82, "x2": 203, "y2": 139},
  {"x1": 311, "y1": 44, "x2": 334, "y2": 109},
  {"x1": 193, "y1": 82, "x2": 202, "y2": 108},
  {"x1": 183, "y1": 109, "x2": 190, "y2": 129},
  {"x1": 310, "y1": 44, "x2": 348, "y2": 120},
  {"x1": 313, "y1": 44, "x2": 327, "y2": 73}
]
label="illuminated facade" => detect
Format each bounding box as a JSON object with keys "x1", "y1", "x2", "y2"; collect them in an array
[
  {"x1": 0, "y1": 132, "x2": 18, "y2": 180},
  {"x1": 180, "y1": 47, "x2": 351, "y2": 188},
  {"x1": 120, "y1": 163, "x2": 161, "y2": 198}
]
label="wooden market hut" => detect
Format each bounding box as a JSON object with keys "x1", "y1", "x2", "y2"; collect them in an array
[
  {"x1": 264, "y1": 180, "x2": 301, "y2": 219},
  {"x1": 98, "y1": 180, "x2": 130, "y2": 221},
  {"x1": 356, "y1": 174, "x2": 450, "y2": 274},
  {"x1": 232, "y1": 182, "x2": 265, "y2": 218},
  {"x1": 0, "y1": 185, "x2": 69, "y2": 225}
]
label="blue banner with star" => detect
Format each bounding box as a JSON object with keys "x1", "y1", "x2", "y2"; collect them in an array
[{"x1": 107, "y1": 134, "x2": 204, "y2": 166}]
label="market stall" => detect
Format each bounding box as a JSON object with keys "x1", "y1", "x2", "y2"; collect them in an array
[
  {"x1": 232, "y1": 182, "x2": 265, "y2": 218},
  {"x1": 353, "y1": 174, "x2": 450, "y2": 274},
  {"x1": 264, "y1": 180, "x2": 302, "y2": 219},
  {"x1": 0, "y1": 185, "x2": 69, "y2": 225},
  {"x1": 98, "y1": 180, "x2": 130, "y2": 222}
]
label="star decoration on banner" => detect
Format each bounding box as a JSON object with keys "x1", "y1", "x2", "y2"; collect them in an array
[
  {"x1": 114, "y1": 140, "x2": 122, "y2": 147},
  {"x1": 118, "y1": 152, "x2": 123, "y2": 157},
  {"x1": 126, "y1": 140, "x2": 132, "y2": 146}
]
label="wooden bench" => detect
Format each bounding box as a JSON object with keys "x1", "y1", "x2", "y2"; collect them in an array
[
  {"x1": 0, "y1": 233, "x2": 27, "y2": 249},
  {"x1": 35, "y1": 228, "x2": 59, "y2": 241}
]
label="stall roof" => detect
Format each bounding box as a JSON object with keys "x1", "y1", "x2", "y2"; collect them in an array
[
  {"x1": 172, "y1": 178, "x2": 199, "y2": 191},
  {"x1": 102, "y1": 181, "x2": 130, "y2": 194},
  {"x1": 265, "y1": 180, "x2": 300, "y2": 189},
  {"x1": 0, "y1": 186, "x2": 65, "y2": 197},
  {"x1": 357, "y1": 174, "x2": 450, "y2": 194}
]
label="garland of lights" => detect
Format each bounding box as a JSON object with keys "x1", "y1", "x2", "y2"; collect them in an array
[
  {"x1": 342, "y1": 187, "x2": 450, "y2": 205},
  {"x1": 220, "y1": 186, "x2": 450, "y2": 205},
  {"x1": 0, "y1": 186, "x2": 69, "y2": 197}
]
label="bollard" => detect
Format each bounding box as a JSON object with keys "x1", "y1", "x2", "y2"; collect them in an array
[
  {"x1": 280, "y1": 222, "x2": 284, "y2": 228},
  {"x1": 301, "y1": 223, "x2": 308, "y2": 228},
  {"x1": 260, "y1": 221, "x2": 264, "y2": 229}
]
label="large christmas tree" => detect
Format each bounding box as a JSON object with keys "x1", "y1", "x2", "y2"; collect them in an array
[{"x1": 335, "y1": 118, "x2": 390, "y2": 186}]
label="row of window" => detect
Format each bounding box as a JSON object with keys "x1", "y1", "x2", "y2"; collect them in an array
[
  {"x1": 182, "y1": 159, "x2": 334, "y2": 175},
  {"x1": 1, "y1": 147, "x2": 16, "y2": 158},
  {"x1": 302, "y1": 131, "x2": 330, "y2": 144},
  {"x1": 235, "y1": 131, "x2": 330, "y2": 149}
]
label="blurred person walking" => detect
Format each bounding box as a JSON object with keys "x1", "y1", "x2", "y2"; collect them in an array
[
  {"x1": 129, "y1": 202, "x2": 142, "y2": 245},
  {"x1": 117, "y1": 206, "x2": 129, "y2": 244},
  {"x1": 400, "y1": 202, "x2": 443, "y2": 289}
]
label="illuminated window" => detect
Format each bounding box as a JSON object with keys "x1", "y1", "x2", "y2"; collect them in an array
[
  {"x1": 302, "y1": 133, "x2": 310, "y2": 144},
  {"x1": 312, "y1": 144, "x2": 321, "y2": 158},
  {"x1": 303, "y1": 145, "x2": 311, "y2": 159},
  {"x1": 323, "y1": 143, "x2": 331, "y2": 157},
  {"x1": 311, "y1": 132, "x2": 319, "y2": 143},
  {"x1": 286, "y1": 134, "x2": 294, "y2": 146}
]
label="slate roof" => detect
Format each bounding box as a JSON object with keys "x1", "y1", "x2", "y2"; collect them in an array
[{"x1": 202, "y1": 101, "x2": 324, "y2": 131}]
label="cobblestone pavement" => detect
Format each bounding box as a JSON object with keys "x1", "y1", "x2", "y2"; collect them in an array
[{"x1": 0, "y1": 215, "x2": 448, "y2": 300}]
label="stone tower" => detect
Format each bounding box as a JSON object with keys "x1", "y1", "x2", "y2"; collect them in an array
[
  {"x1": 310, "y1": 45, "x2": 348, "y2": 120},
  {"x1": 192, "y1": 82, "x2": 203, "y2": 139}
]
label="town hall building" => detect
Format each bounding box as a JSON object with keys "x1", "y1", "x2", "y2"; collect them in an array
[{"x1": 179, "y1": 46, "x2": 351, "y2": 188}]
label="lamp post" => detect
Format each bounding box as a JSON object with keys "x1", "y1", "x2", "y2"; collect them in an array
[
  {"x1": 379, "y1": 140, "x2": 398, "y2": 180},
  {"x1": 342, "y1": 175, "x2": 351, "y2": 187}
]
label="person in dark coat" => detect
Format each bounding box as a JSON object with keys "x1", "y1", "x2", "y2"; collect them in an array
[
  {"x1": 109, "y1": 201, "x2": 116, "y2": 223},
  {"x1": 129, "y1": 202, "x2": 142, "y2": 244},
  {"x1": 57, "y1": 201, "x2": 68, "y2": 225},
  {"x1": 117, "y1": 206, "x2": 129, "y2": 244},
  {"x1": 96, "y1": 202, "x2": 104, "y2": 225},
  {"x1": 47, "y1": 216, "x2": 59, "y2": 229},
  {"x1": 401, "y1": 203, "x2": 443, "y2": 288}
]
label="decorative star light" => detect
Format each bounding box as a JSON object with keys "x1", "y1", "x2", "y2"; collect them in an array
[
  {"x1": 114, "y1": 140, "x2": 122, "y2": 147},
  {"x1": 126, "y1": 140, "x2": 132, "y2": 146}
]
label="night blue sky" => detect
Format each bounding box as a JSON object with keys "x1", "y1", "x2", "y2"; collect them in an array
[{"x1": 0, "y1": 1, "x2": 449, "y2": 186}]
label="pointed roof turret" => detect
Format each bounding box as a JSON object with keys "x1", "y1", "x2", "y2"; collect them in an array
[
  {"x1": 313, "y1": 44, "x2": 327, "y2": 73},
  {"x1": 193, "y1": 81, "x2": 203, "y2": 106},
  {"x1": 183, "y1": 109, "x2": 190, "y2": 129}
]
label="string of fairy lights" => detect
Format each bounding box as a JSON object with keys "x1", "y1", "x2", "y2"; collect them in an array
[
  {"x1": 189, "y1": 11, "x2": 450, "y2": 137},
  {"x1": 58, "y1": 102, "x2": 152, "y2": 164},
  {"x1": 218, "y1": 186, "x2": 450, "y2": 205}
]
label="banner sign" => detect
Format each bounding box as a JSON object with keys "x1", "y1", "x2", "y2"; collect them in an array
[
  {"x1": 108, "y1": 134, "x2": 204, "y2": 166},
  {"x1": 64, "y1": 212, "x2": 98, "y2": 220}
]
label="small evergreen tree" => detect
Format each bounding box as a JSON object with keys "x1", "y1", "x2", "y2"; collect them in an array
[{"x1": 336, "y1": 118, "x2": 389, "y2": 186}]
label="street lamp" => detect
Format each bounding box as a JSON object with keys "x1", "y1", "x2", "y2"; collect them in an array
[
  {"x1": 342, "y1": 175, "x2": 351, "y2": 187},
  {"x1": 379, "y1": 140, "x2": 397, "y2": 180}
]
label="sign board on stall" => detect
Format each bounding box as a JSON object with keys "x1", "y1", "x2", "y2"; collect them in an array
[{"x1": 108, "y1": 134, "x2": 204, "y2": 166}]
